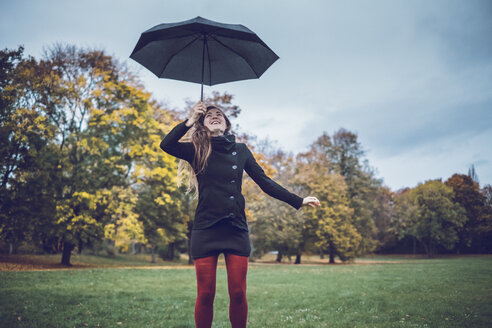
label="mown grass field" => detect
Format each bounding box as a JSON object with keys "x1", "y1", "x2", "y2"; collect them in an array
[{"x1": 1, "y1": 255, "x2": 491, "y2": 327}]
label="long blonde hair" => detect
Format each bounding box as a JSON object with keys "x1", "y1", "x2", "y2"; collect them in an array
[{"x1": 177, "y1": 106, "x2": 231, "y2": 197}]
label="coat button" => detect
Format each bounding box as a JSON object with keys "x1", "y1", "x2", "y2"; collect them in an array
[
  {"x1": 232, "y1": 165, "x2": 237, "y2": 169},
  {"x1": 232, "y1": 151, "x2": 237, "y2": 155},
  {"x1": 229, "y1": 212, "x2": 235, "y2": 217},
  {"x1": 231, "y1": 180, "x2": 235, "y2": 183},
  {"x1": 230, "y1": 195, "x2": 235, "y2": 200}
]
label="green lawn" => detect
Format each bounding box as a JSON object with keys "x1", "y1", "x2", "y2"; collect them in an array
[{"x1": 1, "y1": 256, "x2": 491, "y2": 327}]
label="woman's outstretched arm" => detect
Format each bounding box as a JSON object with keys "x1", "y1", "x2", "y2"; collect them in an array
[{"x1": 244, "y1": 145, "x2": 319, "y2": 210}]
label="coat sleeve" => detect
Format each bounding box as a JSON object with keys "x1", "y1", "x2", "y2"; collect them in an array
[
  {"x1": 243, "y1": 145, "x2": 304, "y2": 210},
  {"x1": 160, "y1": 119, "x2": 194, "y2": 162}
]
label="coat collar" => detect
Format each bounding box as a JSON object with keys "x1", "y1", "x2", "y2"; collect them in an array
[{"x1": 210, "y1": 133, "x2": 236, "y2": 152}]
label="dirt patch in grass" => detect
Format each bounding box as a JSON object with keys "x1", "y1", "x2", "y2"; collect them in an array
[{"x1": 0, "y1": 255, "x2": 194, "y2": 271}]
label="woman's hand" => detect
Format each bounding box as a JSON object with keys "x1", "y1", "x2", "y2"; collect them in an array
[
  {"x1": 302, "y1": 196, "x2": 321, "y2": 208},
  {"x1": 185, "y1": 101, "x2": 207, "y2": 127}
]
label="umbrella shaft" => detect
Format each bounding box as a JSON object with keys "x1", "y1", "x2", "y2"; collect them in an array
[{"x1": 201, "y1": 35, "x2": 206, "y2": 101}]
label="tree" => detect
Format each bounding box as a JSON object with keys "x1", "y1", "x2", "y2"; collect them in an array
[
  {"x1": 43, "y1": 44, "x2": 167, "y2": 265},
  {"x1": 482, "y1": 185, "x2": 492, "y2": 207},
  {"x1": 102, "y1": 186, "x2": 146, "y2": 254},
  {"x1": 391, "y1": 188, "x2": 420, "y2": 254},
  {"x1": 133, "y1": 111, "x2": 188, "y2": 262},
  {"x1": 479, "y1": 184, "x2": 492, "y2": 253},
  {"x1": 468, "y1": 164, "x2": 479, "y2": 184},
  {"x1": 372, "y1": 186, "x2": 395, "y2": 251},
  {"x1": 324, "y1": 129, "x2": 380, "y2": 255},
  {"x1": 0, "y1": 47, "x2": 59, "y2": 254},
  {"x1": 0, "y1": 45, "x2": 186, "y2": 265},
  {"x1": 403, "y1": 180, "x2": 467, "y2": 257},
  {"x1": 445, "y1": 174, "x2": 488, "y2": 253},
  {"x1": 294, "y1": 134, "x2": 361, "y2": 263},
  {"x1": 247, "y1": 145, "x2": 304, "y2": 262}
]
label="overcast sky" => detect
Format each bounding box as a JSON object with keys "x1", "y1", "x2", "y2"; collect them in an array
[{"x1": 1, "y1": 0, "x2": 491, "y2": 190}]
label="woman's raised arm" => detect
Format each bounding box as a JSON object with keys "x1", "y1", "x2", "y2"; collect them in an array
[
  {"x1": 160, "y1": 101, "x2": 208, "y2": 162},
  {"x1": 160, "y1": 119, "x2": 194, "y2": 162}
]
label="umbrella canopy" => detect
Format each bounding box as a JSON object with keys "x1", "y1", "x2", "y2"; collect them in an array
[{"x1": 130, "y1": 16, "x2": 279, "y2": 100}]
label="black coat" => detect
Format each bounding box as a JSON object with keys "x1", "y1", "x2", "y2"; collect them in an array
[{"x1": 160, "y1": 119, "x2": 304, "y2": 231}]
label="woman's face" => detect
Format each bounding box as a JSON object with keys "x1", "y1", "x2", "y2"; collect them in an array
[{"x1": 203, "y1": 108, "x2": 227, "y2": 136}]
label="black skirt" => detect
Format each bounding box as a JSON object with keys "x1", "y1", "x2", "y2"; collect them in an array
[{"x1": 190, "y1": 218, "x2": 251, "y2": 259}]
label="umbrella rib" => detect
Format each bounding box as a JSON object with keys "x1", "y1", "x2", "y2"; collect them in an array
[
  {"x1": 158, "y1": 34, "x2": 202, "y2": 78},
  {"x1": 209, "y1": 34, "x2": 260, "y2": 78}
]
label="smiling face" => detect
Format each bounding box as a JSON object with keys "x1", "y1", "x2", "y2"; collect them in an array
[{"x1": 203, "y1": 107, "x2": 228, "y2": 136}]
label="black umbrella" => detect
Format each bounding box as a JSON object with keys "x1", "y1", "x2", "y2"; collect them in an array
[{"x1": 130, "y1": 16, "x2": 279, "y2": 100}]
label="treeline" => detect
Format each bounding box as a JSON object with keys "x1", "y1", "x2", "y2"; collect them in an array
[
  {"x1": 247, "y1": 135, "x2": 492, "y2": 262},
  {"x1": 1, "y1": 45, "x2": 491, "y2": 265}
]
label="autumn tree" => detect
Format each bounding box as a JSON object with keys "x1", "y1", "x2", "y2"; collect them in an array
[
  {"x1": 40, "y1": 44, "x2": 170, "y2": 265},
  {"x1": 294, "y1": 134, "x2": 361, "y2": 263},
  {"x1": 0, "y1": 45, "x2": 187, "y2": 265},
  {"x1": 328, "y1": 128, "x2": 380, "y2": 255},
  {"x1": 246, "y1": 143, "x2": 304, "y2": 262},
  {"x1": 445, "y1": 174, "x2": 489, "y2": 253},
  {"x1": 133, "y1": 107, "x2": 188, "y2": 262}
]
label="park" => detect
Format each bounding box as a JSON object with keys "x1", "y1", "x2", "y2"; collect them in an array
[{"x1": 2, "y1": 1, "x2": 492, "y2": 327}]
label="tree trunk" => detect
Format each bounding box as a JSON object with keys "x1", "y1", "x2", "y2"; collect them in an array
[
  {"x1": 187, "y1": 220, "x2": 194, "y2": 265},
  {"x1": 249, "y1": 226, "x2": 255, "y2": 260},
  {"x1": 9, "y1": 242, "x2": 13, "y2": 255},
  {"x1": 276, "y1": 251, "x2": 282, "y2": 263},
  {"x1": 430, "y1": 241, "x2": 437, "y2": 258},
  {"x1": 320, "y1": 250, "x2": 324, "y2": 259},
  {"x1": 78, "y1": 239, "x2": 83, "y2": 254},
  {"x1": 295, "y1": 253, "x2": 301, "y2": 264},
  {"x1": 131, "y1": 240, "x2": 136, "y2": 255},
  {"x1": 422, "y1": 240, "x2": 430, "y2": 257},
  {"x1": 61, "y1": 241, "x2": 74, "y2": 266},
  {"x1": 329, "y1": 243, "x2": 335, "y2": 264},
  {"x1": 151, "y1": 245, "x2": 156, "y2": 263},
  {"x1": 188, "y1": 238, "x2": 194, "y2": 265},
  {"x1": 166, "y1": 242, "x2": 175, "y2": 260},
  {"x1": 413, "y1": 236, "x2": 416, "y2": 255}
]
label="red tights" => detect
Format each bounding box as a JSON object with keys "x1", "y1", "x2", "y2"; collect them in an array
[{"x1": 194, "y1": 253, "x2": 248, "y2": 328}]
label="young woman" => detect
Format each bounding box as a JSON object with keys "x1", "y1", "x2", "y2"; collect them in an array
[{"x1": 160, "y1": 101, "x2": 320, "y2": 328}]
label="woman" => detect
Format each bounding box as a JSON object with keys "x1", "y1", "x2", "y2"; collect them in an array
[{"x1": 160, "y1": 101, "x2": 320, "y2": 328}]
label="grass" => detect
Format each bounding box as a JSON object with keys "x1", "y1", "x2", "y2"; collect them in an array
[{"x1": 1, "y1": 255, "x2": 491, "y2": 327}]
